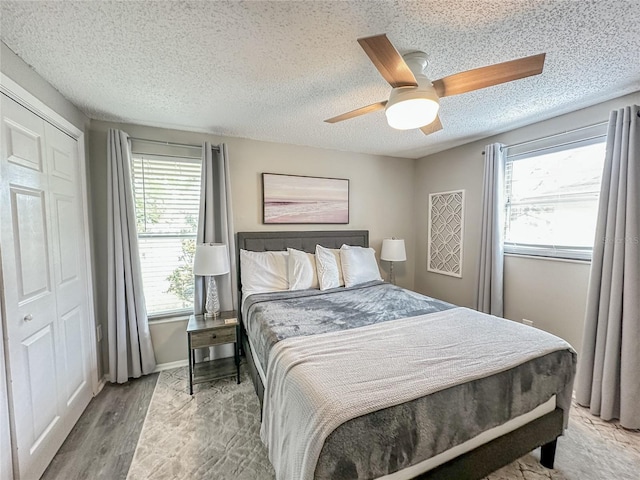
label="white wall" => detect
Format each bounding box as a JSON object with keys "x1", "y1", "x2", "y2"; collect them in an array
[
  {"x1": 88, "y1": 120, "x2": 416, "y2": 368},
  {"x1": 414, "y1": 91, "x2": 640, "y2": 357}
]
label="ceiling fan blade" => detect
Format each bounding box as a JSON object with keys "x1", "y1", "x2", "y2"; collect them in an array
[
  {"x1": 420, "y1": 116, "x2": 443, "y2": 136},
  {"x1": 324, "y1": 101, "x2": 388, "y2": 124},
  {"x1": 357, "y1": 34, "x2": 418, "y2": 88},
  {"x1": 432, "y1": 53, "x2": 546, "y2": 97}
]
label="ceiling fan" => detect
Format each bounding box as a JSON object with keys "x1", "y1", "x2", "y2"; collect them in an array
[{"x1": 325, "y1": 34, "x2": 546, "y2": 135}]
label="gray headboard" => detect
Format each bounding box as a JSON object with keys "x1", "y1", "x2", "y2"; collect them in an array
[
  {"x1": 235, "y1": 230, "x2": 369, "y2": 320},
  {"x1": 237, "y1": 230, "x2": 368, "y2": 253}
]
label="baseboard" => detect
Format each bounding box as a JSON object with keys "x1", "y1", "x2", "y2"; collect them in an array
[
  {"x1": 99, "y1": 359, "x2": 195, "y2": 379},
  {"x1": 152, "y1": 359, "x2": 189, "y2": 373},
  {"x1": 95, "y1": 375, "x2": 107, "y2": 396}
]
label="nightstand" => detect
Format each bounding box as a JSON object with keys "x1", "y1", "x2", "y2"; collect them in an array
[{"x1": 187, "y1": 311, "x2": 240, "y2": 395}]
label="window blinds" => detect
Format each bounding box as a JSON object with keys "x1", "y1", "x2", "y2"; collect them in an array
[{"x1": 131, "y1": 154, "x2": 202, "y2": 315}]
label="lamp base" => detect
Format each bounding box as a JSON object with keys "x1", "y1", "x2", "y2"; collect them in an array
[{"x1": 205, "y1": 276, "x2": 221, "y2": 319}]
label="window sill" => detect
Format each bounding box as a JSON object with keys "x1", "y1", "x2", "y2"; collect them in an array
[
  {"x1": 148, "y1": 313, "x2": 191, "y2": 324},
  {"x1": 504, "y1": 252, "x2": 591, "y2": 265}
]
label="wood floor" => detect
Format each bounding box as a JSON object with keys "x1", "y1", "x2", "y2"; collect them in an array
[
  {"x1": 39, "y1": 367, "x2": 640, "y2": 480},
  {"x1": 41, "y1": 373, "x2": 158, "y2": 480}
]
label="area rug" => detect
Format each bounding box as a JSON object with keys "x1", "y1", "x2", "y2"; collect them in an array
[{"x1": 127, "y1": 366, "x2": 640, "y2": 480}]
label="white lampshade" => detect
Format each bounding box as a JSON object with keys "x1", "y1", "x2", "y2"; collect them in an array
[
  {"x1": 381, "y1": 238, "x2": 406, "y2": 262},
  {"x1": 193, "y1": 243, "x2": 230, "y2": 276}
]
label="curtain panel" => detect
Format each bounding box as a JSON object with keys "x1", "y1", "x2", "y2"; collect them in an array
[
  {"x1": 106, "y1": 129, "x2": 156, "y2": 383},
  {"x1": 576, "y1": 105, "x2": 639, "y2": 429},
  {"x1": 194, "y1": 143, "x2": 236, "y2": 360},
  {"x1": 476, "y1": 143, "x2": 505, "y2": 317}
]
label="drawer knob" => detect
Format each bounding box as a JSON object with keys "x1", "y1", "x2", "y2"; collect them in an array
[
  {"x1": 23, "y1": 314, "x2": 33, "y2": 322},
  {"x1": 211, "y1": 334, "x2": 217, "y2": 338}
]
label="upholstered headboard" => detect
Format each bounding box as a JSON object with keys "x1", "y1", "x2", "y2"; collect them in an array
[
  {"x1": 235, "y1": 230, "x2": 369, "y2": 319},
  {"x1": 237, "y1": 230, "x2": 368, "y2": 253}
]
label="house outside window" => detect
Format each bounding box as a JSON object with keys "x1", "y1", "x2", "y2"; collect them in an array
[
  {"x1": 131, "y1": 150, "x2": 202, "y2": 317},
  {"x1": 504, "y1": 124, "x2": 608, "y2": 261}
]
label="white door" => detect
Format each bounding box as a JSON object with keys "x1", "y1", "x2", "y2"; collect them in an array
[
  {"x1": 0, "y1": 94, "x2": 93, "y2": 479},
  {"x1": 43, "y1": 121, "x2": 93, "y2": 431}
]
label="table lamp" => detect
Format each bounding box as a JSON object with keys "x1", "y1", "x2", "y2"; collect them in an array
[
  {"x1": 193, "y1": 243, "x2": 230, "y2": 318},
  {"x1": 381, "y1": 238, "x2": 406, "y2": 285}
]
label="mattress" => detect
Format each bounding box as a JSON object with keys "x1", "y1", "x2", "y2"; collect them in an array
[{"x1": 242, "y1": 283, "x2": 576, "y2": 479}]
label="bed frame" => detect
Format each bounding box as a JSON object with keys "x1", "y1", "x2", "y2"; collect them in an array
[{"x1": 235, "y1": 230, "x2": 562, "y2": 480}]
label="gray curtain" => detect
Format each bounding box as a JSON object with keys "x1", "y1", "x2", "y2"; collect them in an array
[
  {"x1": 194, "y1": 143, "x2": 236, "y2": 360},
  {"x1": 106, "y1": 129, "x2": 156, "y2": 383},
  {"x1": 476, "y1": 143, "x2": 505, "y2": 317},
  {"x1": 576, "y1": 105, "x2": 639, "y2": 429}
]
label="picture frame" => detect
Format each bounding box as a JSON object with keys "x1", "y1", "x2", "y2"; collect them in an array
[
  {"x1": 262, "y1": 173, "x2": 349, "y2": 224},
  {"x1": 427, "y1": 189, "x2": 465, "y2": 278}
]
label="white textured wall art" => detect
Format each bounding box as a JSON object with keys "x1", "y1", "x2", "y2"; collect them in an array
[{"x1": 428, "y1": 190, "x2": 465, "y2": 278}]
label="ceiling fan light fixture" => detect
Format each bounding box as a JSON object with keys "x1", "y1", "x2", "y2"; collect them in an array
[
  {"x1": 385, "y1": 97, "x2": 439, "y2": 130},
  {"x1": 385, "y1": 83, "x2": 440, "y2": 130}
]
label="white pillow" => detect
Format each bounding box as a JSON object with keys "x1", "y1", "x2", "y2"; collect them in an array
[
  {"x1": 240, "y1": 249, "x2": 288, "y2": 295},
  {"x1": 315, "y1": 245, "x2": 345, "y2": 290},
  {"x1": 287, "y1": 248, "x2": 319, "y2": 290},
  {"x1": 340, "y1": 244, "x2": 382, "y2": 287}
]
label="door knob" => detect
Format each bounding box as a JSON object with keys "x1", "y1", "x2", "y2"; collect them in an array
[{"x1": 23, "y1": 314, "x2": 33, "y2": 322}]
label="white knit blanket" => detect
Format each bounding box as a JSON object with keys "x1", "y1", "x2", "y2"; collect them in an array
[{"x1": 260, "y1": 307, "x2": 573, "y2": 480}]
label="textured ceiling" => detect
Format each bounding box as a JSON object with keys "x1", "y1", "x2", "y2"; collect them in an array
[{"x1": 1, "y1": 0, "x2": 639, "y2": 159}]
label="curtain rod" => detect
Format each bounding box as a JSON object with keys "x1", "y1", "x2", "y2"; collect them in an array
[
  {"x1": 481, "y1": 120, "x2": 609, "y2": 155},
  {"x1": 129, "y1": 137, "x2": 220, "y2": 152}
]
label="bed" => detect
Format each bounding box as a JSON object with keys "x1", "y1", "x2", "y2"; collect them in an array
[{"x1": 236, "y1": 230, "x2": 576, "y2": 480}]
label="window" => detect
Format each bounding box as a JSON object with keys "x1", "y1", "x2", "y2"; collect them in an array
[
  {"x1": 132, "y1": 153, "x2": 202, "y2": 317},
  {"x1": 504, "y1": 127, "x2": 607, "y2": 260}
]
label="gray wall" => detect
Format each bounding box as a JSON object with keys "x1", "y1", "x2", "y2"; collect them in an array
[
  {"x1": 414, "y1": 91, "x2": 640, "y2": 356},
  {"x1": 88, "y1": 120, "x2": 417, "y2": 367}
]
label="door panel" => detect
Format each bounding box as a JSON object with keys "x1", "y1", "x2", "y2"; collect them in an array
[
  {"x1": 53, "y1": 195, "x2": 79, "y2": 284},
  {"x1": 11, "y1": 186, "x2": 52, "y2": 301},
  {"x1": 22, "y1": 325, "x2": 61, "y2": 447},
  {"x1": 4, "y1": 116, "x2": 43, "y2": 172},
  {"x1": 61, "y1": 307, "x2": 87, "y2": 405},
  {"x1": 50, "y1": 144, "x2": 75, "y2": 181}
]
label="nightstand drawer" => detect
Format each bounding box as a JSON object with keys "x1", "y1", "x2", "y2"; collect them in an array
[{"x1": 191, "y1": 326, "x2": 236, "y2": 348}]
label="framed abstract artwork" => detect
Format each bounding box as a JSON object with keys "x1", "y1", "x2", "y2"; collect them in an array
[
  {"x1": 427, "y1": 189, "x2": 465, "y2": 277},
  {"x1": 262, "y1": 173, "x2": 349, "y2": 224}
]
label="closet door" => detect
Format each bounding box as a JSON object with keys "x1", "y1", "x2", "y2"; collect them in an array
[
  {"x1": 0, "y1": 95, "x2": 92, "y2": 479},
  {"x1": 44, "y1": 122, "x2": 93, "y2": 430}
]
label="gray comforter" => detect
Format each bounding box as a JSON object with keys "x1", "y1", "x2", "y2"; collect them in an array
[
  {"x1": 243, "y1": 281, "x2": 455, "y2": 372},
  {"x1": 242, "y1": 283, "x2": 576, "y2": 479}
]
